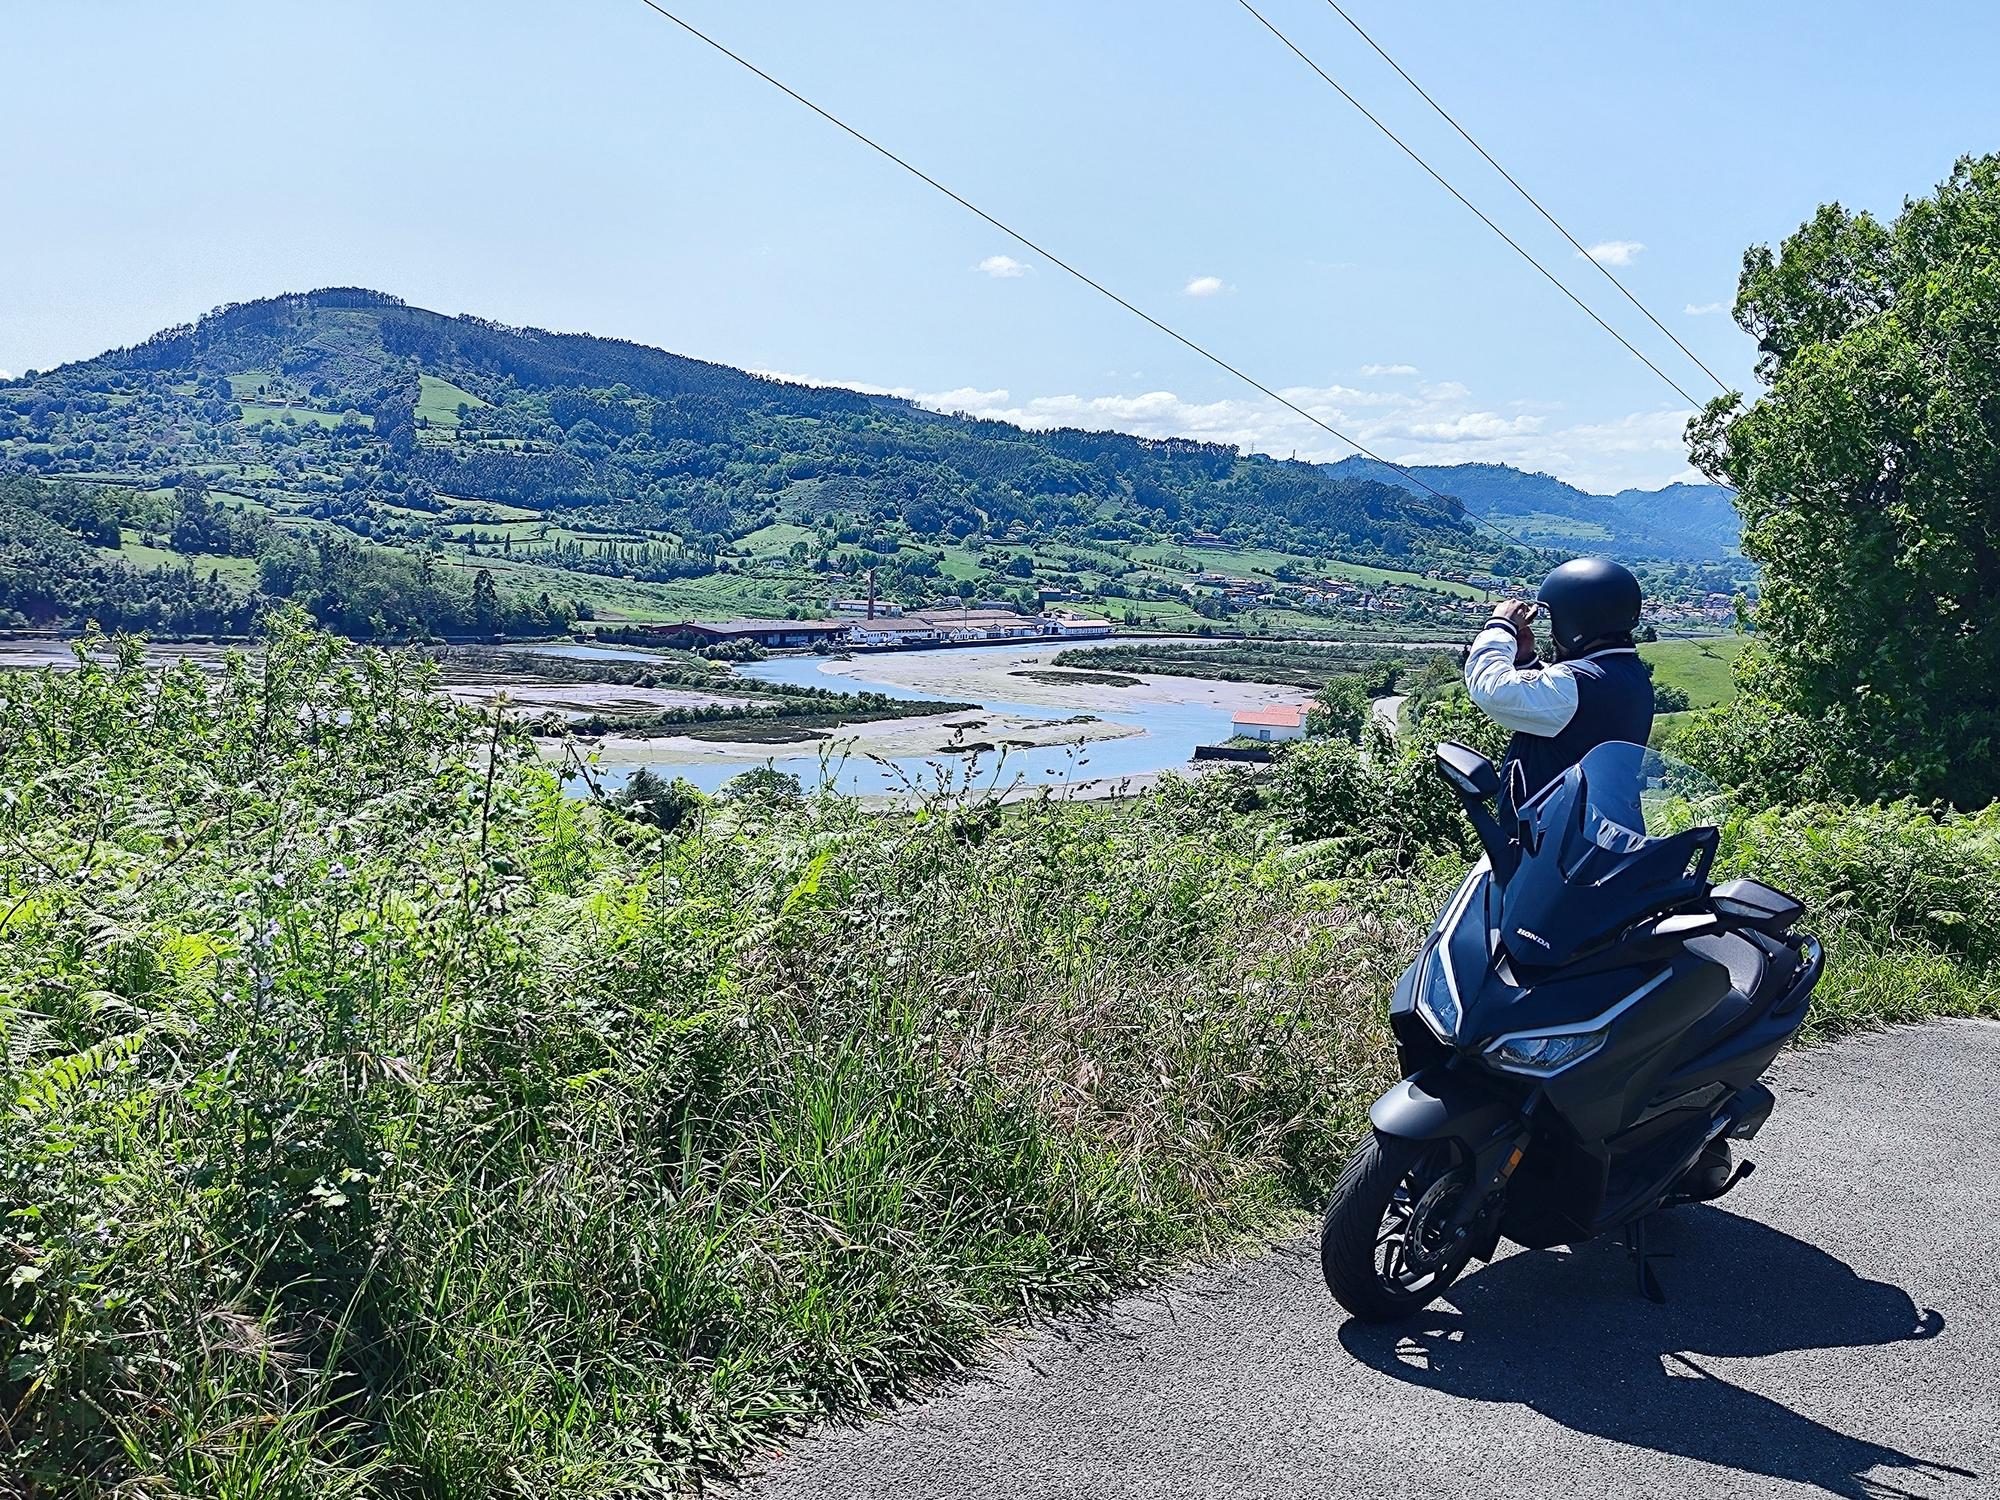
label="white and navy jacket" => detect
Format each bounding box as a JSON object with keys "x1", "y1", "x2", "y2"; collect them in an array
[{"x1": 1463, "y1": 619, "x2": 1653, "y2": 799}]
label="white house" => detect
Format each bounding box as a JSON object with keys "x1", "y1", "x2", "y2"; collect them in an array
[
  {"x1": 1041, "y1": 614, "x2": 1113, "y2": 638},
  {"x1": 1232, "y1": 704, "x2": 1310, "y2": 743}
]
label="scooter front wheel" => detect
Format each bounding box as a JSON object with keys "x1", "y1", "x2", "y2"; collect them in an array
[{"x1": 1321, "y1": 1131, "x2": 1477, "y2": 1322}]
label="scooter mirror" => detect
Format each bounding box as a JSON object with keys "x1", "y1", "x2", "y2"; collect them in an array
[{"x1": 1435, "y1": 740, "x2": 1501, "y2": 801}]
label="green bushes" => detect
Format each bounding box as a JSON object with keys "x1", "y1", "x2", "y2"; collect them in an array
[
  {"x1": 1265, "y1": 690, "x2": 1508, "y2": 872},
  {"x1": 1, "y1": 617, "x2": 1993, "y2": 1495},
  {"x1": 1713, "y1": 798, "x2": 2000, "y2": 1040},
  {"x1": 1718, "y1": 799, "x2": 2000, "y2": 964},
  {"x1": 0, "y1": 616, "x2": 1409, "y2": 1495}
]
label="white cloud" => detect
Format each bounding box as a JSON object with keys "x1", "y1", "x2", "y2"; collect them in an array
[
  {"x1": 975, "y1": 254, "x2": 1030, "y2": 278},
  {"x1": 1403, "y1": 411, "x2": 1544, "y2": 441},
  {"x1": 918, "y1": 385, "x2": 1012, "y2": 412},
  {"x1": 1359, "y1": 362, "x2": 1418, "y2": 377},
  {"x1": 761, "y1": 365, "x2": 1699, "y2": 491},
  {"x1": 0, "y1": 369, "x2": 11, "y2": 381},
  {"x1": 905, "y1": 383, "x2": 1693, "y2": 491},
  {"x1": 1581, "y1": 239, "x2": 1645, "y2": 266},
  {"x1": 1684, "y1": 301, "x2": 1725, "y2": 316},
  {"x1": 1183, "y1": 275, "x2": 1226, "y2": 298}
]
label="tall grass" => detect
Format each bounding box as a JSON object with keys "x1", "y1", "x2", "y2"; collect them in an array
[
  {"x1": 0, "y1": 618, "x2": 1990, "y2": 1495},
  {"x1": 0, "y1": 617, "x2": 1424, "y2": 1494}
]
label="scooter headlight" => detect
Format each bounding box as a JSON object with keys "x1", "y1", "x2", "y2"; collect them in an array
[
  {"x1": 1485, "y1": 1027, "x2": 1609, "y2": 1075},
  {"x1": 1415, "y1": 946, "x2": 1460, "y2": 1040}
]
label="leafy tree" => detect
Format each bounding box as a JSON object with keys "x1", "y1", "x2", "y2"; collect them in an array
[
  {"x1": 1305, "y1": 677, "x2": 1372, "y2": 743},
  {"x1": 471, "y1": 569, "x2": 500, "y2": 637},
  {"x1": 614, "y1": 767, "x2": 705, "y2": 830},
  {"x1": 1689, "y1": 154, "x2": 2000, "y2": 804},
  {"x1": 722, "y1": 765, "x2": 805, "y2": 804}
]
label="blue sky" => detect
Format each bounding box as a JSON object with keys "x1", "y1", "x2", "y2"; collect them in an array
[{"x1": 4, "y1": 1, "x2": 1996, "y2": 490}]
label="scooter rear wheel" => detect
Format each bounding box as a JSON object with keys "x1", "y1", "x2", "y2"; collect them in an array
[{"x1": 1321, "y1": 1132, "x2": 1476, "y2": 1322}]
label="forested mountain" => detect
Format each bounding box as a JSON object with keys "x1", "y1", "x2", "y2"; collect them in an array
[
  {"x1": 0, "y1": 288, "x2": 1741, "y2": 638},
  {"x1": 1, "y1": 288, "x2": 1494, "y2": 563},
  {"x1": 1328, "y1": 457, "x2": 1740, "y2": 560}
]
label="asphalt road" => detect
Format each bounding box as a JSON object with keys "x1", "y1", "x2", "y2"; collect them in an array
[{"x1": 748, "y1": 1021, "x2": 2000, "y2": 1500}]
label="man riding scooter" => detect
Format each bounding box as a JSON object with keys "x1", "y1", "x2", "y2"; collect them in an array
[{"x1": 1464, "y1": 557, "x2": 1653, "y2": 800}]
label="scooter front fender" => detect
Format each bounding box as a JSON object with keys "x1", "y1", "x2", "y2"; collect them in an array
[{"x1": 1370, "y1": 1064, "x2": 1519, "y2": 1146}]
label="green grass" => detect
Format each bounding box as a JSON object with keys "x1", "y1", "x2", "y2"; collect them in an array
[
  {"x1": 1478, "y1": 510, "x2": 1614, "y2": 542},
  {"x1": 0, "y1": 619, "x2": 1992, "y2": 1496},
  {"x1": 1128, "y1": 542, "x2": 1487, "y2": 601},
  {"x1": 733, "y1": 521, "x2": 816, "y2": 558},
  {"x1": 101, "y1": 540, "x2": 264, "y2": 589},
  {"x1": 1641, "y1": 635, "x2": 1747, "y2": 708},
  {"x1": 1320, "y1": 559, "x2": 1486, "y2": 599},
  {"x1": 441, "y1": 498, "x2": 544, "y2": 523},
  {"x1": 416, "y1": 375, "x2": 490, "y2": 428}
]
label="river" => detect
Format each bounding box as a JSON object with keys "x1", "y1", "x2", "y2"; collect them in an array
[{"x1": 588, "y1": 641, "x2": 1275, "y2": 798}]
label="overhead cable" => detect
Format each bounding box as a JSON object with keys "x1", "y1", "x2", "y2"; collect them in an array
[
  {"x1": 1235, "y1": 0, "x2": 1703, "y2": 407},
  {"x1": 628, "y1": 0, "x2": 1496, "y2": 528},
  {"x1": 1320, "y1": 0, "x2": 1729, "y2": 392}
]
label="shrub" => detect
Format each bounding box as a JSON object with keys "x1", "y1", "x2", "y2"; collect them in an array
[
  {"x1": 0, "y1": 615, "x2": 1410, "y2": 1495},
  {"x1": 1716, "y1": 798, "x2": 2000, "y2": 965}
]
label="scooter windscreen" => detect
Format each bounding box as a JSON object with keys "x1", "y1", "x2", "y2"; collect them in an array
[{"x1": 1494, "y1": 741, "x2": 1722, "y2": 969}]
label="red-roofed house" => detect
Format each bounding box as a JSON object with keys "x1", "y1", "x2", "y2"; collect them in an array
[{"x1": 1232, "y1": 703, "x2": 1311, "y2": 743}]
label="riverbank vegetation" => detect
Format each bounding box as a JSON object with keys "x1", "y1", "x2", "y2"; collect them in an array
[
  {"x1": 4, "y1": 613, "x2": 1995, "y2": 1495},
  {"x1": 437, "y1": 645, "x2": 972, "y2": 739},
  {"x1": 1054, "y1": 638, "x2": 1445, "y2": 692}
]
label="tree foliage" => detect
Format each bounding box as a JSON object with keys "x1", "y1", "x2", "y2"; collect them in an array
[{"x1": 1688, "y1": 154, "x2": 2000, "y2": 804}]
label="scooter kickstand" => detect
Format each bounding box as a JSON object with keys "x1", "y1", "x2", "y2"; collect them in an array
[{"x1": 1624, "y1": 1213, "x2": 1670, "y2": 1304}]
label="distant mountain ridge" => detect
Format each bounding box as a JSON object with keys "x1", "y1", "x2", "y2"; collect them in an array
[{"x1": 1328, "y1": 458, "x2": 1740, "y2": 561}]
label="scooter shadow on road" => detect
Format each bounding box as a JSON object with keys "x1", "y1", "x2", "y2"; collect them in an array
[{"x1": 1335, "y1": 1205, "x2": 1974, "y2": 1499}]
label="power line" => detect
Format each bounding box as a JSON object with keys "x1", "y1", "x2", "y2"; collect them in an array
[
  {"x1": 1320, "y1": 0, "x2": 1729, "y2": 393},
  {"x1": 1234, "y1": 0, "x2": 1702, "y2": 408},
  {"x1": 622, "y1": 3, "x2": 1728, "y2": 638},
  {"x1": 627, "y1": 0, "x2": 1514, "y2": 541}
]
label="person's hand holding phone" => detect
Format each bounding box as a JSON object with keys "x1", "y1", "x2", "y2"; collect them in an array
[{"x1": 1493, "y1": 598, "x2": 1538, "y2": 666}]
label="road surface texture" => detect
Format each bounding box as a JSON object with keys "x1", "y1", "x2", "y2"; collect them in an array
[
  {"x1": 749, "y1": 1021, "x2": 1998, "y2": 1499},
  {"x1": 1371, "y1": 693, "x2": 1409, "y2": 737}
]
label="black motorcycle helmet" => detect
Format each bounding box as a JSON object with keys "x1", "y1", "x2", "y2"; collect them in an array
[{"x1": 1536, "y1": 557, "x2": 1642, "y2": 657}]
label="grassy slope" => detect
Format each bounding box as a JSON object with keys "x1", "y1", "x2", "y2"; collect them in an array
[
  {"x1": 239, "y1": 403, "x2": 360, "y2": 429},
  {"x1": 100, "y1": 540, "x2": 264, "y2": 589},
  {"x1": 3, "y1": 626, "x2": 1992, "y2": 1498},
  {"x1": 1130, "y1": 542, "x2": 1487, "y2": 600},
  {"x1": 417, "y1": 374, "x2": 490, "y2": 427},
  {"x1": 1641, "y1": 635, "x2": 1747, "y2": 707}
]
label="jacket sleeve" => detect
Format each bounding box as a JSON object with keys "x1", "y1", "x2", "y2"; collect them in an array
[{"x1": 1463, "y1": 621, "x2": 1579, "y2": 737}]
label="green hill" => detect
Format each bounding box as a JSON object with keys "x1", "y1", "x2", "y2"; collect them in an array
[{"x1": 0, "y1": 288, "x2": 1536, "y2": 635}]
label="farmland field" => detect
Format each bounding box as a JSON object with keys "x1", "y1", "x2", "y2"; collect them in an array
[{"x1": 1640, "y1": 634, "x2": 1746, "y2": 708}]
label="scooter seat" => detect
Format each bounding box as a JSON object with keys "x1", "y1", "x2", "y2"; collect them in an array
[
  {"x1": 1676, "y1": 931, "x2": 1793, "y2": 1056},
  {"x1": 1686, "y1": 931, "x2": 1771, "y2": 1004}
]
